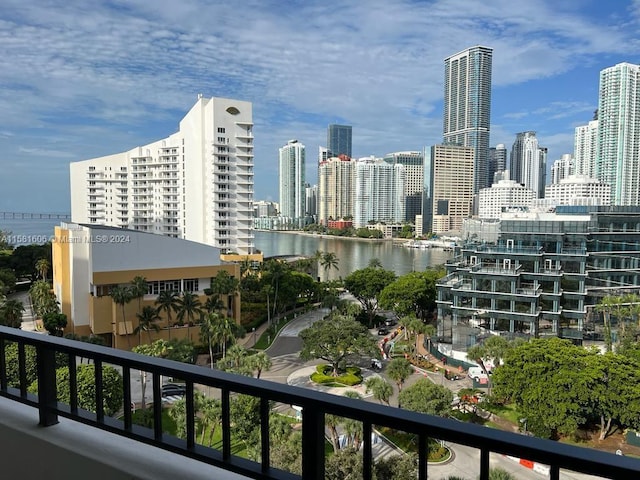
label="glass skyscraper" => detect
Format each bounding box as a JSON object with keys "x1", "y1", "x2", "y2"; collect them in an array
[
  {"x1": 443, "y1": 45, "x2": 493, "y2": 194},
  {"x1": 596, "y1": 63, "x2": 640, "y2": 206},
  {"x1": 327, "y1": 124, "x2": 352, "y2": 158}
]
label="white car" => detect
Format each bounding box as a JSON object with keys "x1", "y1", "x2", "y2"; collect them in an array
[{"x1": 468, "y1": 366, "x2": 491, "y2": 381}]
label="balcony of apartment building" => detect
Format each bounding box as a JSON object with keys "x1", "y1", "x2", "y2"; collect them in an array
[
  {"x1": 5, "y1": 328, "x2": 638, "y2": 480},
  {"x1": 470, "y1": 262, "x2": 522, "y2": 276}
]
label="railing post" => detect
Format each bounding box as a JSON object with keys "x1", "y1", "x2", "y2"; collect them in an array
[
  {"x1": 302, "y1": 405, "x2": 325, "y2": 480},
  {"x1": 36, "y1": 344, "x2": 58, "y2": 427}
]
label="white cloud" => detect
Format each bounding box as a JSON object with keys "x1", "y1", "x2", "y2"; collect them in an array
[{"x1": 0, "y1": 0, "x2": 638, "y2": 210}]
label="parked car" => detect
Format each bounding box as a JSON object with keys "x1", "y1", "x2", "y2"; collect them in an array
[
  {"x1": 384, "y1": 318, "x2": 396, "y2": 327},
  {"x1": 161, "y1": 383, "x2": 186, "y2": 397},
  {"x1": 377, "y1": 327, "x2": 389, "y2": 335}
]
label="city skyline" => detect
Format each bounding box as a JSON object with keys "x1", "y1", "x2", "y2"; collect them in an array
[{"x1": 2, "y1": 1, "x2": 640, "y2": 212}]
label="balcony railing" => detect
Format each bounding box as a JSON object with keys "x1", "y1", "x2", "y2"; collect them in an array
[{"x1": 0, "y1": 326, "x2": 638, "y2": 480}]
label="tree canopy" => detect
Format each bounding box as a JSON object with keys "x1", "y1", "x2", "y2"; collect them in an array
[
  {"x1": 492, "y1": 337, "x2": 640, "y2": 439},
  {"x1": 398, "y1": 378, "x2": 453, "y2": 416},
  {"x1": 344, "y1": 267, "x2": 396, "y2": 327},
  {"x1": 299, "y1": 314, "x2": 379, "y2": 375},
  {"x1": 378, "y1": 269, "x2": 444, "y2": 320}
]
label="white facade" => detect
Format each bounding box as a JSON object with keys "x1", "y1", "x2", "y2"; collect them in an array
[
  {"x1": 510, "y1": 132, "x2": 546, "y2": 198},
  {"x1": 383, "y1": 151, "x2": 424, "y2": 222},
  {"x1": 596, "y1": 63, "x2": 640, "y2": 205},
  {"x1": 550, "y1": 154, "x2": 575, "y2": 184},
  {"x1": 278, "y1": 140, "x2": 305, "y2": 227},
  {"x1": 544, "y1": 175, "x2": 611, "y2": 206},
  {"x1": 574, "y1": 120, "x2": 598, "y2": 177},
  {"x1": 354, "y1": 158, "x2": 405, "y2": 228},
  {"x1": 478, "y1": 176, "x2": 535, "y2": 219},
  {"x1": 70, "y1": 96, "x2": 255, "y2": 254}
]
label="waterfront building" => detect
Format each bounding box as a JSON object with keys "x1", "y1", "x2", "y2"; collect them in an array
[
  {"x1": 478, "y1": 173, "x2": 534, "y2": 219},
  {"x1": 437, "y1": 206, "x2": 640, "y2": 348},
  {"x1": 354, "y1": 157, "x2": 405, "y2": 228},
  {"x1": 430, "y1": 144, "x2": 474, "y2": 234},
  {"x1": 305, "y1": 184, "x2": 318, "y2": 219},
  {"x1": 52, "y1": 222, "x2": 241, "y2": 350},
  {"x1": 327, "y1": 124, "x2": 352, "y2": 158},
  {"x1": 443, "y1": 45, "x2": 493, "y2": 194},
  {"x1": 488, "y1": 144, "x2": 507, "y2": 185},
  {"x1": 544, "y1": 175, "x2": 611, "y2": 206},
  {"x1": 550, "y1": 154, "x2": 575, "y2": 184},
  {"x1": 318, "y1": 155, "x2": 354, "y2": 225},
  {"x1": 70, "y1": 95, "x2": 256, "y2": 255},
  {"x1": 254, "y1": 200, "x2": 278, "y2": 218},
  {"x1": 574, "y1": 119, "x2": 598, "y2": 177},
  {"x1": 278, "y1": 139, "x2": 306, "y2": 228},
  {"x1": 510, "y1": 132, "x2": 546, "y2": 198},
  {"x1": 383, "y1": 151, "x2": 424, "y2": 223},
  {"x1": 596, "y1": 63, "x2": 640, "y2": 205}
]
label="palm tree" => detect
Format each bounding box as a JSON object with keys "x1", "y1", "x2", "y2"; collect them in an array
[
  {"x1": 210, "y1": 271, "x2": 240, "y2": 317},
  {"x1": 364, "y1": 376, "x2": 392, "y2": 406},
  {"x1": 1, "y1": 299, "x2": 25, "y2": 328},
  {"x1": 200, "y1": 397, "x2": 222, "y2": 447},
  {"x1": 129, "y1": 276, "x2": 148, "y2": 314},
  {"x1": 155, "y1": 290, "x2": 180, "y2": 339},
  {"x1": 341, "y1": 391, "x2": 363, "y2": 449},
  {"x1": 35, "y1": 258, "x2": 50, "y2": 282},
  {"x1": 248, "y1": 351, "x2": 272, "y2": 379},
  {"x1": 386, "y1": 357, "x2": 413, "y2": 393},
  {"x1": 176, "y1": 292, "x2": 202, "y2": 341},
  {"x1": 200, "y1": 312, "x2": 220, "y2": 369},
  {"x1": 110, "y1": 285, "x2": 133, "y2": 348},
  {"x1": 367, "y1": 258, "x2": 383, "y2": 269},
  {"x1": 320, "y1": 252, "x2": 339, "y2": 274},
  {"x1": 135, "y1": 305, "x2": 161, "y2": 344},
  {"x1": 212, "y1": 314, "x2": 235, "y2": 360}
]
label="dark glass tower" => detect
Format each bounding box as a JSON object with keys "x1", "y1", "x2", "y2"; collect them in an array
[
  {"x1": 443, "y1": 46, "x2": 493, "y2": 194},
  {"x1": 327, "y1": 124, "x2": 352, "y2": 158}
]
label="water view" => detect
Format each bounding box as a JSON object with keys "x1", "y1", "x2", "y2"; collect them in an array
[{"x1": 254, "y1": 231, "x2": 453, "y2": 279}]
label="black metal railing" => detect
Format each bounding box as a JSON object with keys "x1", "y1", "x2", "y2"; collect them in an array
[{"x1": 0, "y1": 326, "x2": 639, "y2": 480}]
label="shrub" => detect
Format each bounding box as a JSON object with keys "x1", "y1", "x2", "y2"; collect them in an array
[{"x1": 310, "y1": 365, "x2": 363, "y2": 386}]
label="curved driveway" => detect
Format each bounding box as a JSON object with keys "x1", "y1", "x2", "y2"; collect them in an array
[{"x1": 265, "y1": 307, "x2": 329, "y2": 357}]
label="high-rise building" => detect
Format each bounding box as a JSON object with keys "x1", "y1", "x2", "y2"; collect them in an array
[
  {"x1": 574, "y1": 120, "x2": 598, "y2": 177},
  {"x1": 327, "y1": 124, "x2": 352, "y2": 158},
  {"x1": 305, "y1": 184, "x2": 318, "y2": 219},
  {"x1": 70, "y1": 96, "x2": 255, "y2": 255},
  {"x1": 430, "y1": 144, "x2": 475, "y2": 234},
  {"x1": 478, "y1": 173, "x2": 535, "y2": 219},
  {"x1": 596, "y1": 62, "x2": 640, "y2": 205},
  {"x1": 488, "y1": 144, "x2": 507, "y2": 184},
  {"x1": 550, "y1": 154, "x2": 574, "y2": 185},
  {"x1": 443, "y1": 45, "x2": 493, "y2": 193},
  {"x1": 278, "y1": 139, "x2": 306, "y2": 227},
  {"x1": 318, "y1": 156, "x2": 355, "y2": 225},
  {"x1": 510, "y1": 131, "x2": 546, "y2": 198},
  {"x1": 383, "y1": 151, "x2": 424, "y2": 223},
  {"x1": 545, "y1": 175, "x2": 611, "y2": 206},
  {"x1": 318, "y1": 146, "x2": 330, "y2": 164},
  {"x1": 354, "y1": 157, "x2": 405, "y2": 228}
]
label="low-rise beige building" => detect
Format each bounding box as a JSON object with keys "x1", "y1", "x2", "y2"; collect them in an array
[{"x1": 52, "y1": 223, "x2": 241, "y2": 350}]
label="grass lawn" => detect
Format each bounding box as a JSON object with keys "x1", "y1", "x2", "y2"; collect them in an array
[
  {"x1": 377, "y1": 426, "x2": 449, "y2": 461},
  {"x1": 482, "y1": 402, "x2": 520, "y2": 424}
]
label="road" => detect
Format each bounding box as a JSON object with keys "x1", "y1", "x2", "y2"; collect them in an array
[{"x1": 260, "y1": 308, "x2": 608, "y2": 480}]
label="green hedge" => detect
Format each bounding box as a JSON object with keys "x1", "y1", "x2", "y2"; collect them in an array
[{"x1": 310, "y1": 365, "x2": 363, "y2": 386}]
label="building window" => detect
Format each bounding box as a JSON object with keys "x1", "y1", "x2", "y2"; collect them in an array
[
  {"x1": 217, "y1": 127, "x2": 225, "y2": 133},
  {"x1": 184, "y1": 278, "x2": 199, "y2": 292}
]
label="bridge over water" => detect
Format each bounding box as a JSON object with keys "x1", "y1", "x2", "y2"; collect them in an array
[{"x1": 0, "y1": 212, "x2": 71, "y2": 220}]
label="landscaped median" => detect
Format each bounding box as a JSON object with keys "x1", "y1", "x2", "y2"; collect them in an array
[{"x1": 309, "y1": 364, "x2": 363, "y2": 387}]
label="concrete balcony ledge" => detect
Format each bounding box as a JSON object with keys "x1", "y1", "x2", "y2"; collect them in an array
[{"x1": 0, "y1": 397, "x2": 247, "y2": 480}]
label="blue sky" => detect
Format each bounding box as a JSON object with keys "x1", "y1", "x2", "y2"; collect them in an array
[{"x1": 1, "y1": 0, "x2": 640, "y2": 212}]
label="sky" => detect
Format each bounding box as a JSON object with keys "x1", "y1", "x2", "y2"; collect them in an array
[{"x1": 2, "y1": 0, "x2": 640, "y2": 212}]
